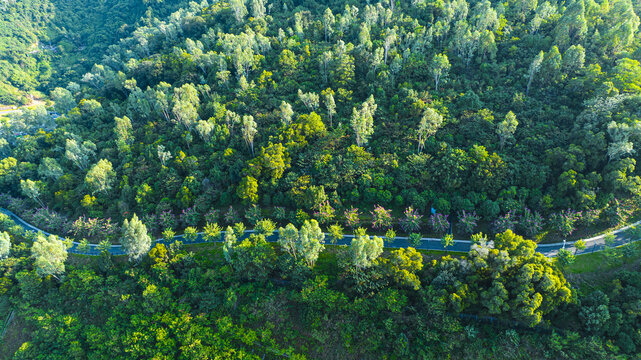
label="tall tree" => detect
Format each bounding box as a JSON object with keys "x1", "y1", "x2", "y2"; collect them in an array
[
  {"x1": 526, "y1": 51, "x2": 544, "y2": 95},
  {"x1": 323, "y1": 8, "x2": 335, "y2": 42},
  {"x1": 297, "y1": 220, "x2": 325, "y2": 268},
  {"x1": 32, "y1": 233, "x2": 67, "y2": 280},
  {"x1": 417, "y1": 107, "x2": 444, "y2": 153},
  {"x1": 279, "y1": 101, "x2": 293, "y2": 126},
  {"x1": 20, "y1": 179, "x2": 44, "y2": 206},
  {"x1": 349, "y1": 231, "x2": 384, "y2": 268},
  {"x1": 65, "y1": 138, "x2": 96, "y2": 170},
  {"x1": 114, "y1": 116, "x2": 133, "y2": 153},
  {"x1": 121, "y1": 214, "x2": 152, "y2": 262},
  {"x1": 497, "y1": 111, "x2": 518, "y2": 151},
  {"x1": 0, "y1": 231, "x2": 10, "y2": 259},
  {"x1": 230, "y1": 0, "x2": 248, "y2": 23},
  {"x1": 242, "y1": 115, "x2": 258, "y2": 156},
  {"x1": 350, "y1": 95, "x2": 377, "y2": 146},
  {"x1": 321, "y1": 88, "x2": 337, "y2": 127},
  {"x1": 85, "y1": 159, "x2": 116, "y2": 195},
  {"x1": 431, "y1": 53, "x2": 450, "y2": 91}
]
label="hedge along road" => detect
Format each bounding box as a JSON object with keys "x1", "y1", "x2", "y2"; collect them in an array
[{"x1": 2, "y1": 208, "x2": 640, "y2": 257}]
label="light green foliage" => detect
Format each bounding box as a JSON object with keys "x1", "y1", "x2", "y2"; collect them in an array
[
  {"x1": 349, "y1": 232, "x2": 384, "y2": 269},
  {"x1": 279, "y1": 101, "x2": 293, "y2": 126},
  {"x1": 255, "y1": 219, "x2": 276, "y2": 236},
  {"x1": 496, "y1": 111, "x2": 518, "y2": 151},
  {"x1": 114, "y1": 116, "x2": 133, "y2": 152},
  {"x1": 386, "y1": 247, "x2": 424, "y2": 290},
  {"x1": 233, "y1": 222, "x2": 246, "y2": 237},
  {"x1": 85, "y1": 159, "x2": 116, "y2": 194},
  {"x1": 20, "y1": 179, "x2": 44, "y2": 206},
  {"x1": 184, "y1": 226, "x2": 198, "y2": 241},
  {"x1": 37, "y1": 157, "x2": 63, "y2": 181},
  {"x1": 278, "y1": 223, "x2": 299, "y2": 259},
  {"x1": 162, "y1": 228, "x2": 175, "y2": 242},
  {"x1": 121, "y1": 214, "x2": 151, "y2": 262},
  {"x1": 32, "y1": 233, "x2": 67, "y2": 279},
  {"x1": 431, "y1": 53, "x2": 450, "y2": 91},
  {"x1": 237, "y1": 175, "x2": 259, "y2": 203},
  {"x1": 573, "y1": 239, "x2": 586, "y2": 254},
  {"x1": 0, "y1": 231, "x2": 10, "y2": 258},
  {"x1": 385, "y1": 228, "x2": 396, "y2": 244},
  {"x1": 223, "y1": 226, "x2": 237, "y2": 263},
  {"x1": 241, "y1": 115, "x2": 257, "y2": 156},
  {"x1": 441, "y1": 234, "x2": 454, "y2": 251},
  {"x1": 328, "y1": 224, "x2": 344, "y2": 244},
  {"x1": 65, "y1": 138, "x2": 96, "y2": 170},
  {"x1": 297, "y1": 220, "x2": 325, "y2": 268},
  {"x1": 417, "y1": 107, "x2": 443, "y2": 153},
  {"x1": 203, "y1": 223, "x2": 222, "y2": 242},
  {"x1": 350, "y1": 94, "x2": 377, "y2": 146}
]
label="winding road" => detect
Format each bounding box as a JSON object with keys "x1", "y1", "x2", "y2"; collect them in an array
[{"x1": 2, "y1": 208, "x2": 639, "y2": 257}]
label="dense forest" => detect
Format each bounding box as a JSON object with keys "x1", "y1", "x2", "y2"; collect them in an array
[{"x1": 0, "y1": 0, "x2": 640, "y2": 357}]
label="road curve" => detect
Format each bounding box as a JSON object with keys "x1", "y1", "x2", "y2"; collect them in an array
[{"x1": 2, "y1": 208, "x2": 639, "y2": 257}]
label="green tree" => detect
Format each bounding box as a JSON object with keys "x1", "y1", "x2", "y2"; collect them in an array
[
  {"x1": 37, "y1": 157, "x2": 63, "y2": 181},
  {"x1": 297, "y1": 219, "x2": 325, "y2": 268},
  {"x1": 121, "y1": 214, "x2": 152, "y2": 262},
  {"x1": 237, "y1": 175, "x2": 259, "y2": 203},
  {"x1": 85, "y1": 159, "x2": 116, "y2": 195},
  {"x1": 497, "y1": 111, "x2": 518, "y2": 151},
  {"x1": 278, "y1": 223, "x2": 299, "y2": 259},
  {"x1": 556, "y1": 248, "x2": 575, "y2": 268},
  {"x1": 65, "y1": 138, "x2": 96, "y2": 170},
  {"x1": 441, "y1": 234, "x2": 454, "y2": 252},
  {"x1": 32, "y1": 233, "x2": 67, "y2": 280},
  {"x1": 114, "y1": 116, "x2": 133, "y2": 153},
  {"x1": 349, "y1": 231, "x2": 384, "y2": 269},
  {"x1": 241, "y1": 115, "x2": 257, "y2": 156},
  {"x1": 350, "y1": 94, "x2": 377, "y2": 146},
  {"x1": 386, "y1": 247, "x2": 423, "y2": 290},
  {"x1": 0, "y1": 231, "x2": 9, "y2": 259},
  {"x1": 431, "y1": 53, "x2": 450, "y2": 91},
  {"x1": 574, "y1": 239, "x2": 586, "y2": 255},
  {"x1": 417, "y1": 107, "x2": 443, "y2": 153},
  {"x1": 526, "y1": 51, "x2": 544, "y2": 95},
  {"x1": 20, "y1": 179, "x2": 44, "y2": 206}
]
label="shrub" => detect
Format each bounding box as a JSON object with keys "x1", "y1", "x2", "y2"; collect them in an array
[
  {"x1": 328, "y1": 224, "x2": 344, "y2": 244},
  {"x1": 457, "y1": 210, "x2": 479, "y2": 234},
  {"x1": 385, "y1": 228, "x2": 397, "y2": 244},
  {"x1": 245, "y1": 205, "x2": 262, "y2": 226},
  {"x1": 429, "y1": 213, "x2": 450, "y2": 234},
  {"x1": 224, "y1": 206, "x2": 240, "y2": 224},
  {"x1": 203, "y1": 223, "x2": 222, "y2": 242},
  {"x1": 491, "y1": 211, "x2": 517, "y2": 233},
  {"x1": 162, "y1": 228, "x2": 175, "y2": 242},
  {"x1": 400, "y1": 207, "x2": 423, "y2": 233},
  {"x1": 158, "y1": 210, "x2": 177, "y2": 230},
  {"x1": 184, "y1": 227, "x2": 199, "y2": 241},
  {"x1": 314, "y1": 201, "x2": 335, "y2": 224},
  {"x1": 255, "y1": 219, "x2": 276, "y2": 236},
  {"x1": 549, "y1": 209, "x2": 581, "y2": 237},
  {"x1": 409, "y1": 233, "x2": 422, "y2": 247},
  {"x1": 180, "y1": 207, "x2": 200, "y2": 227},
  {"x1": 519, "y1": 208, "x2": 544, "y2": 238},
  {"x1": 371, "y1": 205, "x2": 393, "y2": 229},
  {"x1": 204, "y1": 209, "x2": 220, "y2": 225},
  {"x1": 273, "y1": 206, "x2": 287, "y2": 220},
  {"x1": 344, "y1": 207, "x2": 361, "y2": 229}
]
